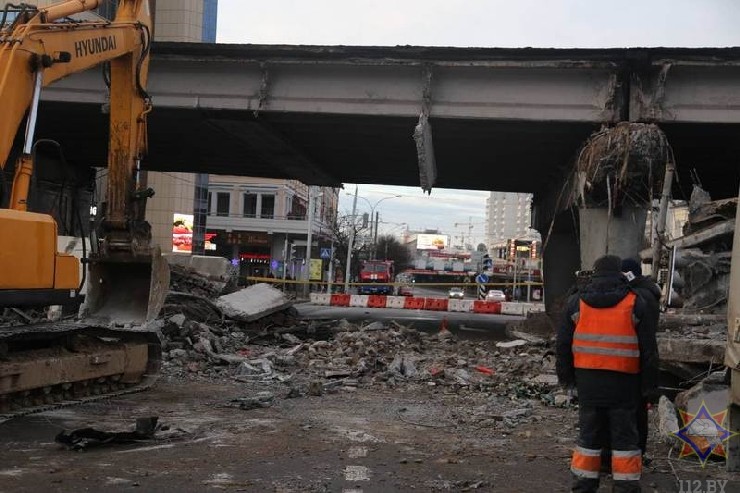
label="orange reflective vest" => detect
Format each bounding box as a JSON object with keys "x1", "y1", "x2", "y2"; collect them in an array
[{"x1": 572, "y1": 292, "x2": 640, "y2": 374}]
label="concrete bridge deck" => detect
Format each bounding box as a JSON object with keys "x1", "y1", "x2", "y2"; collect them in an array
[{"x1": 34, "y1": 43, "x2": 740, "y2": 198}]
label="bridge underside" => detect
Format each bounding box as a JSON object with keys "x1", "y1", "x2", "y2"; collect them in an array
[{"x1": 34, "y1": 102, "x2": 739, "y2": 199}]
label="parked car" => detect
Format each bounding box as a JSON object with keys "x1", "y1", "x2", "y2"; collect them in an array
[
  {"x1": 485, "y1": 289, "x2": 506, "y2": 302},
  {"x1": 397, "y1": 284, "x2": 414, "y2": 296},
  {"x1": 448, "y1": 287, "x2": 465, "y2": 299}
]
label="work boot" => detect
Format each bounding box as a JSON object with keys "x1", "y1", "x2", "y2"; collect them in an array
[{"x1": 572, "y1": 477, "x2": 599, "y2": 493}]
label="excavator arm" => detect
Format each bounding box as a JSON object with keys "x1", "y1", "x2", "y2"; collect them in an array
[{"x1": 0, "y1": 0, "x2": 167, "y2": 323}]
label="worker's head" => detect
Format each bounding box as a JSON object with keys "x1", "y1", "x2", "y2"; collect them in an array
[
  {"x1": 621, "y1": 258, "x2": 641, "y2": 281},
  {"x1": 593, "y1": 255, "x2": 622, "y2": 274}
]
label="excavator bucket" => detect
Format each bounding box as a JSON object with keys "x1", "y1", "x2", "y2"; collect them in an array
[{"x1": 85, "y1": 247, "x2": 170, "y2": 324}]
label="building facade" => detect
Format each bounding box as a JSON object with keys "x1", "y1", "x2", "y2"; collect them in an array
[
  {"x1": 204, "y1": 177, "x2": 339, "y2": 280},
  {"x1": 485, "y1": 192, "x2": 533, "y2": 248}
]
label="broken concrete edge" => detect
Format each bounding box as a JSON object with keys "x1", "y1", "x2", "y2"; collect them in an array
[
  {"x1": 216, "y1": 283, "x2": 293, "y2": 323},
  {"x1": 657, "y1": 336, "x2": 726, "y2": 364},
  {"x1": 164, "y1": 254, "x2": 234, "y2": 282}
]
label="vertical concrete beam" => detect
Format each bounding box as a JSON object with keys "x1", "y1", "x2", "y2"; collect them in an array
[
  {"x1": 541, "y1": 210, "x2": 581, "y2": 315},
  {"x1": 726, "y1": 185, "x2": 740, "y2": 472},
  {"x1": 578, "y1": 207, "x2": 648, "y2": 268}
]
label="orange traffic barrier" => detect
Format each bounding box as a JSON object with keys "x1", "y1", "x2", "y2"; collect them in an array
[
  {"x1": 367, "y1": 295, "x2": 387, "y2": 308},
  {"x1": 330, "y1": 294, "x2": 351, "y2": 307},
  {"x1": 404, "y1": 297, "x2": 425, "y2": 309},
  {"x1": 473, "y1": 301, "x2": 501, "y2": 314},
  {"x1": 424, "y1": 298, "x2": 449, "y2": 311}
]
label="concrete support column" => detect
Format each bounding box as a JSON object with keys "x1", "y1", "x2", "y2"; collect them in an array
[
  {"x1": 578, "y1": 207, "x2": 648, "y2": 267},
  {"x1": 541, "y1": 210, "x2": 581, "y2": 315}
]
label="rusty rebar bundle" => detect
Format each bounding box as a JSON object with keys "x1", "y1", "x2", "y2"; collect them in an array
[{"x1": 572, "y1": 122, "x2": 674, "y2": 210}]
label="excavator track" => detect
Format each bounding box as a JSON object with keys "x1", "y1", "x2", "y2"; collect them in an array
[{"x1": 0, "y1": 320, "x2": 160, "y2": 423}]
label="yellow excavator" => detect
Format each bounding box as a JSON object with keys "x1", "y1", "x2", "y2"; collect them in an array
[{"x1": 0, "y1": 0, "x2": 168, "y2": 419}]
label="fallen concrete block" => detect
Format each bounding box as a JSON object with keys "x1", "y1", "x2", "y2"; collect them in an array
[
  {"x1": 216, "y1": 283, "x2": 292, "y2": 322},
  {"x1": 657, "y1": 336, "x2": 726, "y2": 364},
  {"x1": 496, "y1": 339, "x2": 528, "y2": 349}
]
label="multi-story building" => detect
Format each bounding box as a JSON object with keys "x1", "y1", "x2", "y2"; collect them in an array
[
  {"x1": 485, "y1": 192, "x2": 533, "y2": 248},
  {"x1": 205, "y1": 177, "x2": 339, "y2": 279}
]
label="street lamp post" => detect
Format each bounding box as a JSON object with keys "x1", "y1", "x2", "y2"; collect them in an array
[
  {"x1": 344, "y1": 186, "x2": 359, "y2": 293},
  {"x1": 351, "y1": 194, "x2": 402, "y2": 260}
]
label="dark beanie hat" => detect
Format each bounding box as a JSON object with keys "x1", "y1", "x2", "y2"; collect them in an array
[
  {"x1": 621, "y1": 258, "x2": 641, "y2": 277},
  {"x1": 593, "y1": 255, "x2": 622, "y2": 273}
]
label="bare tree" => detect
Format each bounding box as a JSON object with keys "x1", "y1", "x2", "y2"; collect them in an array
[{"x1": 375, "y1": 234, "x2": 412, "y2": 269}]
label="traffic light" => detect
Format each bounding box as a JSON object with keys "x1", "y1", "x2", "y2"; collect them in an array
[
  {"x1": 362, "y1": 213, "x2": 369, "y2": 228},
  {"x1": 288, "y1": 243, "x2": 296, "y2": 260}
]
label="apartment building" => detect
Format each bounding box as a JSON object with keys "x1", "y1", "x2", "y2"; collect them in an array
[{"x1": 485, "y1": 192, "x2": 533, "y2": 248}]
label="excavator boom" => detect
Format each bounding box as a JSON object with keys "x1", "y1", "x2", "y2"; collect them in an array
[{"x1": 0, "y1": 0, "x2": 167, "y2": 420}]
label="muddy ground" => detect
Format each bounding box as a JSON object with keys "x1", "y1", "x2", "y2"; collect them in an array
[{"x1": 1, "y1": 375, "x2": 737, "y2": 493}]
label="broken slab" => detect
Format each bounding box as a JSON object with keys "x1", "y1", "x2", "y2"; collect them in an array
[
  {"x1": 165, "y1": 254, "x2": 233, "y2": 281},
  {"x1": 216, "y1": 283, "x2": 292, "y2": 322},
  {"x1": 657, "y1": 336, "x2": 726, "y2": 364}
]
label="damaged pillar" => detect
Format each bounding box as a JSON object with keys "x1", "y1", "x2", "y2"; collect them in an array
[
  {"x1": 727, "y1": 185, "x2": 740, "y2": 472},
  {"x1": 573, "y1": 123, "x2": 671, "y2": 270},
  {"x1": 579, "y1": 207, "x2": 648, "y2": 269}
]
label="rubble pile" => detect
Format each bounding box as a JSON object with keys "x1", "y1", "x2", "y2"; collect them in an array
[
  {"x1": 672, "y1": 186, "x2": 736, "y2": 314},
  {"x1": 160, "y1": 315, "x2": 566, "y2": 427}
]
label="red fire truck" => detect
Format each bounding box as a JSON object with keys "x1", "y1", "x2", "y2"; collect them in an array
[{"x1": 358, "y1": 260, "x2": 395, "y2": 295}]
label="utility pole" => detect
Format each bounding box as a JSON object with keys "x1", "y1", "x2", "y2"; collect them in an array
[
  {"x1": 304, "y1": 186, "x2": 315, "y2": 297},
  {"x1": 373, "y1": 211, "x2": 380, "y2": 259},
  {"x1": 344, "y1": 186, "x2": 358, "y2": 293}
]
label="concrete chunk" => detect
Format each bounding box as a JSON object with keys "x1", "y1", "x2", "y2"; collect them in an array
[
  {"x1": 657, "y1": 336, "x2": 725, "y2": 364},
  {"x1": 216, "y1": 284, "x2": 292, "y2": 322}
]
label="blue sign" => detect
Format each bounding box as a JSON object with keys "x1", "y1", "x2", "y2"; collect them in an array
[
  {"x1": 476, "y1": 273, "x2": 489, "y2": 284},
  {"x1": 320, "y1": 247, "x2": 332, "y2": 259}
]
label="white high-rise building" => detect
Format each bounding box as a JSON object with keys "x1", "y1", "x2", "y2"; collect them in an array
[{"x1": 485, "y1": 192, "x2": 532, "y2": 248}]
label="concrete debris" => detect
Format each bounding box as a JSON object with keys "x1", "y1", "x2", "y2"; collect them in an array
[
  {"x1": 665, "y1": 187, "x2": 735, "y2": 314},
  {"x1": 496, "y1": 339, "x2": 528, "y2": 349},
  {"x1": 657, "y1": 335, "x2": 725, "y2": 364},
  {"x1": 505, "y1": 312, "x2": 555, "y2": 345},
  {"x1": 229, "y1": 392, "x2": 275, "y2": 410},
  {"x1": 216, "y1": 284, "x2": 293, "y2": 322},
  {"x1": 674, "y1": 370, "x2": 728, "y2": 415},
  {"x1": 658, "y1": 396, "x2": 680, "y2": 445}
]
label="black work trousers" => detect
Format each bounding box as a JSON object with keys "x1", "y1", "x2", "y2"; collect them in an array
[{"x1": 572, "y1": 405, "x2": 641, "y2": 493}]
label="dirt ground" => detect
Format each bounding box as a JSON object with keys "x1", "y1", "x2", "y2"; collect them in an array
[{"x1": 1, "y1": 375, "x2": 737, "y2": 493}]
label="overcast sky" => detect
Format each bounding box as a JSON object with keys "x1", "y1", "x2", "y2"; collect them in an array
[{"x1": 216, "y1": 1, "x2": 739, "y2": 244}]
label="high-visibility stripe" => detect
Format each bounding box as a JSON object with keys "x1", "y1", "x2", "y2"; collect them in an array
[
  {"x1": 574, "y1": 333, "x2": 638, "y2": 344},
  {"x1": 612, "y1": 450, "x2": 641, "y2": 458},
  {"x1": 573, "y1": 344, "x2": 640, "y2": 358},
  {"x1": 612, "y1": 450, "x2": 641, "y2": 481},
  {"x1": 571, "y1": 447, "x2": 601, "y2": 479}
]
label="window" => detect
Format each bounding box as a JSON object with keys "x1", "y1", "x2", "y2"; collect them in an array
[
  {"x1": 207, "y1": 192, "x2": 212, "y2": 215},
  {"x1": 243, "y1": 193, "x2": 257, "y2": 217},
  {"x1": 261, "y1": 194, "x2": 275, "y2": 219},
  {"x1": 216, "y1": 192, "x2": 230, "y2": 217}
]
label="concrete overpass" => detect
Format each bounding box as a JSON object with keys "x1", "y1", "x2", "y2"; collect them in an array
[
  {"x1": 26, "y1": 42, "x2": 740, "y2": 304},
  {"x1": 36, "y1": 43, "x2": 740, "y2": 199}
]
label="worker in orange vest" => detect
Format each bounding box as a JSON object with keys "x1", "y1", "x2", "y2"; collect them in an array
[{"x1": 556, "y1": 255, "x2": 659, "y2": 493}]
